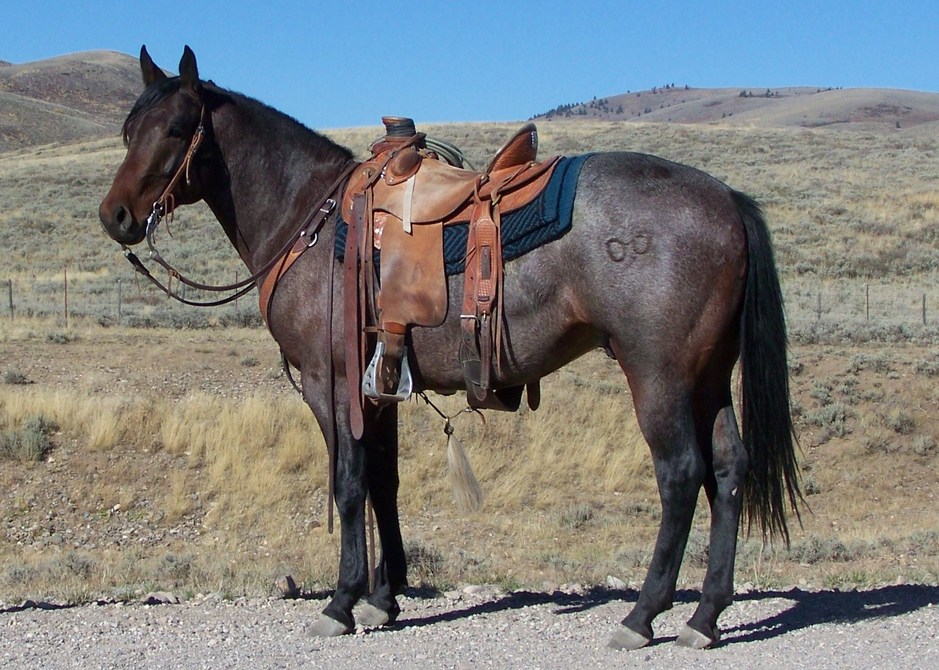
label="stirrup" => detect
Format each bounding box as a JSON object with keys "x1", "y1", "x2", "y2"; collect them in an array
[{"x1": 362, "y1": 340, "x2": 414, "y2": 402}]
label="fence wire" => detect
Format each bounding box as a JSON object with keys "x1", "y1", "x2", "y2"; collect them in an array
[{"x1": 3, "y1": 276, "x2": 937, "y2": 331}]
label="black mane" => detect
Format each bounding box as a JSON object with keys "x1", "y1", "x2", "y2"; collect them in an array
[{"x1": 122, "y1": 78, "x2": 355, "y2": 168}]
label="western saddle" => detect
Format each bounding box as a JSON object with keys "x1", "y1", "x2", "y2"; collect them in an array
[{"x1": 261, "y1": 117, "x2": 560, "y2": 438}]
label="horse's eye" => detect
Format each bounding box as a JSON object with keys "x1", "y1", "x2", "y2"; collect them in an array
[{"x1": 167, "y1": 125, "x2": 185, "y2": 139}]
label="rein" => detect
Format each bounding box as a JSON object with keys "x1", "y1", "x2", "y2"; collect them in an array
[
  {"x1": 120, "y1": 107, "x2": 357, "y2": 307},
  {"x1": 123, "y1": 184, "x2": 342, "y2": 307}
]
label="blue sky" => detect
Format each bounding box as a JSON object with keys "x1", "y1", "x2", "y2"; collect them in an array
[{"x1": 3, "y1": 1, "x2": 937, "y2": 129}]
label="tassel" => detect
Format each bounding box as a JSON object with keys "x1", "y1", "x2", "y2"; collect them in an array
[{"x1": 445, "y1": 420, "x2": 483, "y2": 513}]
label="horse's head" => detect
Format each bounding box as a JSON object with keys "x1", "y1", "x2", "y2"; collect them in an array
[{"x1": 99, "y1": 45, "x2": 212, "y2": 245}]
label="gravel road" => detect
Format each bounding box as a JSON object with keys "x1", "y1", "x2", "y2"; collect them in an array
[{"x1": 2, "y1": 584, "x2": 937, "y2": 669}]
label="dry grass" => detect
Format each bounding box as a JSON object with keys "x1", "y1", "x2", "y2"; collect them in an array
[{"x1": 2, "y1": 324, "x2": 936, "y2": 603}]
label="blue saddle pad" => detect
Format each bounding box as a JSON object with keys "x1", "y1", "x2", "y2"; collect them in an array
[{"x1": 334, "y1": 153, "x2": 592, "y2": 274}]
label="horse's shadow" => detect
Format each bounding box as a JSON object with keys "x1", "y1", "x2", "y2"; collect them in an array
[
  {"x1": 388, "y1": 583, "x2": 939, "y2": 646},
  {"x1": 721, "y1": 584, "x2": 939, "y2": 644},
  {"x1": 0, "y1": 599, "x2": 76, "y2": 614}
]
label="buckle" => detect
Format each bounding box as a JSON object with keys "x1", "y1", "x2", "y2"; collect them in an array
[{"x1": 299, "y1": 230, "x2": 318, "y2": 248}]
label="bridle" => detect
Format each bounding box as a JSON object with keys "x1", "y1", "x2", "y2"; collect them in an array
[{"x1": 120, "y1": 103, "x2": 356, "y2": 307}]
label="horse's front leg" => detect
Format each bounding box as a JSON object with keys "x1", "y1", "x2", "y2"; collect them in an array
[
  {"x1": 301, "y1": 376, "x2": 369, "y2": 636},
  {"x1": 316, "y1": 426, "x2": 369, "y2": 634},
  {"x1": 303, "y1": 375, "x2": 406, "y2": 635},
  {"x1": 356, "y1": 404, "x2": 408, "y2": 628}
]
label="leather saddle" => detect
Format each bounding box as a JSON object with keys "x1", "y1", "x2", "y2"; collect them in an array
[{"x1": 340, "y1": 118, "x2": 559, "y2": 437}]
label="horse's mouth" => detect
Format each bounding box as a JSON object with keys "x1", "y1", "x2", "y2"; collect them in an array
[
  {"x1": 99, "y1": 201, "x2": 148, "y2": 246},
  {"x1": 100, "y1": 220, "x2": 146, "y2": 247}
]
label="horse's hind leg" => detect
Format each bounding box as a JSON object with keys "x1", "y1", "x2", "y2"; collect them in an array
[
  {"x1": 678, "y1": 403, "x2": 748, "y2": 648},
  {"x1": 609, "y1": 368, "x2": 706, "y2": 650}
]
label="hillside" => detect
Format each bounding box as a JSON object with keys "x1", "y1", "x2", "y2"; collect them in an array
[
  {"x1": 4, "y1": 50, "x2": 939, "y2": 154},
  {"x1": 533, "y1": 85, "x2": 939, "y2": 130},
  {"x1": 0, "y1": 51, "x2": 140, "y2": 151}
]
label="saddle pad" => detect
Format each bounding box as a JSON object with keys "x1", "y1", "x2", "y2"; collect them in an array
[{"x1": 334, "y1": 153, "x2": 594, "y2": 275}]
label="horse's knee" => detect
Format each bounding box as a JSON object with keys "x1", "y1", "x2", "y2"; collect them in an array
[{"x1": 333, "y1": 472, "x2": 367, "y2": 520}]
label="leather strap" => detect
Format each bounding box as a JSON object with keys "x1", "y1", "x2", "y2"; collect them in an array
[
  {"x1": 255, "y1": 163, "x2": 358, "y2": 325},
  {"x1": 460, "y1": 199, "x2": 505, "y2": 405},
  {"x1": 344, "y1": 192, "x2": 367, "y2": 439}
]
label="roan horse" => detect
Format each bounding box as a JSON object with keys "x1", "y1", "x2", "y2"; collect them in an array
[{"x1": 99, "y1": 46, "x2": 800, "y2": 650}]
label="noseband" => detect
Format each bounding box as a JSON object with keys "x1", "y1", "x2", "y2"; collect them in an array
[{"x1": 120, "y1": 104, "x2": 356, "y2": 307}]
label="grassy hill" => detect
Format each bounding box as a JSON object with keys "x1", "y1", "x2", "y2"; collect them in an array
[
  {"x1": 533, "y1": 85, "x2": 939, "y2": 130},
  {"x1": 0, "y1": 51, "x2": 140, "y2": 151}
]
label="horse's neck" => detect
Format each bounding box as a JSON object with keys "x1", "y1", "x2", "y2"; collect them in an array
[{"x1": 204, "y1": 104, "x2": 350, "y2": 274}]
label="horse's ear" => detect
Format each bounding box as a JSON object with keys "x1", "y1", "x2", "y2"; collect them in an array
[
  {"x1": 140, "y1": 45, "x2": 168, "y2": 87},
  {"x1": 178, "y1": 45, "x2": 202, "y2": 95}
]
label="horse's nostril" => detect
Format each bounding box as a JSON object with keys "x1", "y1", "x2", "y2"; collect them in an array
[{"x1": 115, "y1": 206, "x2": 127, "y2": 226}]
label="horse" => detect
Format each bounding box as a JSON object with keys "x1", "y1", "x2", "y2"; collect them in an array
[{"x1": 98, "y1": 45, "x2": 801, "y2": 650}]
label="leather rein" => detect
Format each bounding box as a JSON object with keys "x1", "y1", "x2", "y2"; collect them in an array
[{"x1": 120, "y1": 105, "x2": 357, "y2": 307}]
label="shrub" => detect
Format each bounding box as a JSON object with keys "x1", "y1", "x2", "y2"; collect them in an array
[
  {"x1": 404, "y1": 541, "x2": 447, "y2": 589},
  {"x1": 863, "y1": 432, "x2": 898, "y2": 454},
  {"x1": 912, "y1": 359, "x2": 939, "y2": 377},
  {"x1": 789, "y1": 535, "x2": 851, "y2": 564},
  {"x1": 217, "y1": 308, "x2": 263, "y2": 328},
  {"x1": 46, "y1": 331, "x2": 77, "y2": 344},
  {"x1": 560, "y1": 503, "x2": 594, "y2": 530},
  {"x1": 802, "y1": 475, "x2": 822, "y2": 496},
  {"x1": 912, "y1": 435, "x2": 936, "y2": 456},
  {"x1": 802, "y1": 402, "x2": 853, "y2": 441},
  {"x1": 0, "y1": 414, "x2": 58, "y2": 462},
  {"x1": 884, "y1": 409, "x2": 915, "y2": 435},
  {"x1": 2, "y1": 370, "x2": 29, "y2": 385}
]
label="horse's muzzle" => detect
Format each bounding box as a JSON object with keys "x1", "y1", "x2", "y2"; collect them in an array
[{"x1": 99, "y1": 200, "x2": 146, "y2": 245}]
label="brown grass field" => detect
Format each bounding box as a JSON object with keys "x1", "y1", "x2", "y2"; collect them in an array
[{"x1": 1, "y1": 117, "x2": 937, "y2": 604}]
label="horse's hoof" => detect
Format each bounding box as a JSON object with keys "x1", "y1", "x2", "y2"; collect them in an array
[
  {"x1": 355, "y1": 602, "x2": 391, "y2": 628},
  {"x1": 607, "y1": 625, "x2": 651, "y2": 650},
  {"x1": 308, "y1": 615, "x2": 353, "y2": 637},
  {"x1": 676, "y1": 624, "x2": 718, "y2": 649}
]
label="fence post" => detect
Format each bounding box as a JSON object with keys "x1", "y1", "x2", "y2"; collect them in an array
[
  {"x1": 6, "y1": 279, "x2": 12, "y2": 321},
  {"x1": 64, "y1": 267, "x2": 69, "y2": 329},
  {"x1": 865, "y1": 284, "x2": 870, "y2": 321},
  {"x1": 815, "y1": 292, "x2": 822, "y2": 321},
  {"x1": 117, "y1": 278, "x2": 123, "y2": 324}
]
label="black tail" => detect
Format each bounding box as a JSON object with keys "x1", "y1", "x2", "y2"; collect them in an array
[{"x1": 734, "y1": 191, "x2": 802, "y2": 544}]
